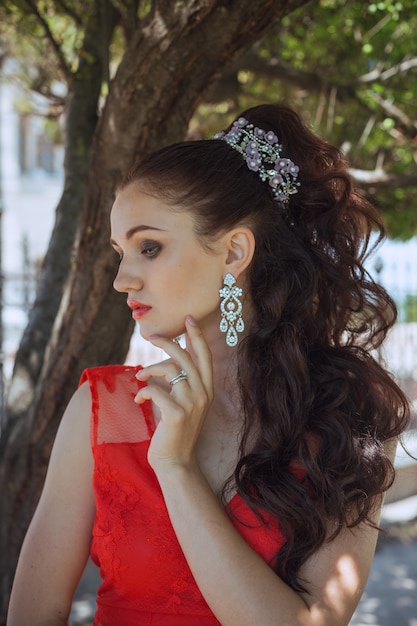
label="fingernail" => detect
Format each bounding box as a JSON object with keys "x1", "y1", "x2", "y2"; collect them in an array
[{"x1": 186, "y1": 315, "x2": 197, "y2": 326}]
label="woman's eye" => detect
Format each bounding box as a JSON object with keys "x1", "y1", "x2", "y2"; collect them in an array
[{"x1": 141, "y1": 242, "x2": 161, "y2": 258}]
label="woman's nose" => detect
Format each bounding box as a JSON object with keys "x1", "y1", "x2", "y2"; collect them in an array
[{"x1": 113, "y1": 258, "x2": 143, "y2": 293}]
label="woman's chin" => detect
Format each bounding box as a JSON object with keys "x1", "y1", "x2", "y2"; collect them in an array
[{"x1": 138, "y1": 323, "x2": 185, "y2": 343}]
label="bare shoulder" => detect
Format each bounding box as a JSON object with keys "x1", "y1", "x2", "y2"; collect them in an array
[
  {"x1": 44, "y1": 381, "x2": 94, "y2": 496},
  {"x1": 51, "y1": 382, "x2": 93, "y2": 456},
  {"x1": 8, "y1": 383, "x2": 96, "y2": 625},
  {"x1": 27, "y1": 379, "x2": 96, "y2": 537}
]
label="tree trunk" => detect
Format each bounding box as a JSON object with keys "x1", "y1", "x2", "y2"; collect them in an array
[
  {"x1": 0, "y1": 0, "x2": 311, "y2": 620},
  {"x1": 0, "y1": 0, "x2": 119, "y2": 616}
]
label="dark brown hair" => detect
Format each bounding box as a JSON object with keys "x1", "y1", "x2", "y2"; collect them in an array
[{"x1": 120, "y1": 104, "x2": 410, "y2": 591}]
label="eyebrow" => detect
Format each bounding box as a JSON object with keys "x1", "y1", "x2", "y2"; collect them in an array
[{"x1": 110, "y1": 224, "x2": 166, "y2": 246}]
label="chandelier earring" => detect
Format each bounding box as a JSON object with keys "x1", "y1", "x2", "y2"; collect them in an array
[{"x1": 219, "y1": 273, "x2": 244, "y2": 347}]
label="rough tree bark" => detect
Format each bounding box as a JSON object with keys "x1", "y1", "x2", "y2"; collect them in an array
[
  {"x1": 0, "y1": 0, "x2": 311, "y2": 620},
  {"x1": 4, "y1": 0, "x2": 119, "y2": 424},
  {"x1": 0, "y1": 0, "x2": 120, "y2": 618}
]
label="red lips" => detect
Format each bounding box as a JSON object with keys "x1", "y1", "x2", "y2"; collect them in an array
[{"x1": 127, "y1": 300, "x2": 152, "y2": 320}]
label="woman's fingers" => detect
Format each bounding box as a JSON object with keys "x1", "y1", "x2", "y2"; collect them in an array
[
  {"x1": 135, "y1": 383, "x2": 188, "y2": 419},
  {"x1": 137, "y1": 316, "x2": 213, "y2": 401},
  {"x1": 136, "y1": 383, "x2": 200, "y2": 469},
  {"x1": 134, "y1": 317, "x2": 214, "y2": 471},
  {"x1": 137, "y1": 359, "x2": 188, "y2": 386}
]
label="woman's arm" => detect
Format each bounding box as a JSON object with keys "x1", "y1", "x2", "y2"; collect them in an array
[
  {"x1": 156, "y1": 463, "x2": 382, "y2": 626},
  {"x1": 7, "y1": 382, "x2": 95, "y2": 626},
  {"x1": 136, "y1": 318, "x2": 394, "y2": 626}
]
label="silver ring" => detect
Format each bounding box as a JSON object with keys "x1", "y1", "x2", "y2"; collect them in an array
[{"x1": 169, "y1": 370, "x2": 188, "y2": 386}]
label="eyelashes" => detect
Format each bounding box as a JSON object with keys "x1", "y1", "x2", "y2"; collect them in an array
[
  {"x1": 111, "y1": 240, "x2": 162, "y2": 261},
  {"x1": 140, "y1": 241, "x2": 161, "y2": 258}
]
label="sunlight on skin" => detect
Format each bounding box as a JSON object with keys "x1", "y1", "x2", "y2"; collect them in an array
[
  {"x1": 308, "y1": 554, "x2": 363, "y2": 623},
  {"x1": 326, "y1": 553, "x2": 363, "y2": 604},
  {"x1": 303, "y1": 523, "x2": 379, "y2": 625}
]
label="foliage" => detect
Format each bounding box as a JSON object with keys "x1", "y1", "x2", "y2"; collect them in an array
[
  {"x1": 0, "y1": 1, "x2": 83, "y2": 102},
  {"x1": 287, "y1": 0, "x2": 417, "y2": 239},
  {"x1": 403, "y1": 294, "x2": 417, "y2": 322},
  {"x1": 196, "y1": 0, "x2": 417, "y2": 239},
  {"x1": 1, "y1": 0, "x2": 416, "y2": 238}
]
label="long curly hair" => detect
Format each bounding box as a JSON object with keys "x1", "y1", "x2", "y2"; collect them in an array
[{"x1": 120, "y1": 104, "x2": 410, "y2": 591}]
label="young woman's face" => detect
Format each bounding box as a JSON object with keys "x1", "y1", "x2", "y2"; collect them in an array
[{"x1": 110, "y1": 182, "x2": 227, "y2": 341}]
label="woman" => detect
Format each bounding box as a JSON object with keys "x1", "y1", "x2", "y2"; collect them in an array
[{"x1": 8, "y1": 104, "x2": 409, "y2": 626}]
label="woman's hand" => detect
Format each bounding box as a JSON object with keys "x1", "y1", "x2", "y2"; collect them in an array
[{"x1": 134, "y1": 316, "x2": 214, "y2": 476}]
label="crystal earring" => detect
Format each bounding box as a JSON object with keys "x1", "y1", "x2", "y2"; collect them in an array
[{"x1": 219, "y1": 273, "x2": 244, "y2": 347}]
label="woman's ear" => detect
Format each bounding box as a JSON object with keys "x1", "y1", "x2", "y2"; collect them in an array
[{"x1": 224, "y1": 227, "x2": 255, "y2": 279}]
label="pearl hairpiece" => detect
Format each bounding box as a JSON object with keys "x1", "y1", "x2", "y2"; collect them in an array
[{"x1": 213, "y1": 117, "x2": 300, "y2": 203}]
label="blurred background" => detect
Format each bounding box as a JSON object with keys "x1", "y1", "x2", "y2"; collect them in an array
[{"x1": 1, "y1": 1, "x2": 416, "y2": 624}]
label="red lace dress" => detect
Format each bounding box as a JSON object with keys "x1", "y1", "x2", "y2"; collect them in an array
[{"x1": 80, "y1": 365, "x2": 288, "y2": 626}]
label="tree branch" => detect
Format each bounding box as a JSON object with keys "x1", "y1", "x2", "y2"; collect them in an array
[
  {"x1": 22, "y1": 0, "x2": 70, "y2": 77},
  {"x1": 53, "y1": 0, "x2": 83, "y2": 26},
  {"x1": 114, "y1": 0, "x2": 140, "y2": 44},
  {"x1": 358, "y1": 56, "x2": 417, "y2": 84},
  {"x1": 365, "y1": 91, "x2": 417, "y2": 139},
  {"x1": 350, "y1": 167, "x2": 417, "y2": 190},
  {"x1": 234, "y1": 52, "x2": 358, "y2": 100},
  {"x1": 229, "y1": 53, "x2": 417, "y2": 141}
]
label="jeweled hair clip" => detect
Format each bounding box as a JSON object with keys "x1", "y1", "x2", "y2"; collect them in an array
[{"x1": 213, "y1": 117, "x2": 300, "y2": 203}]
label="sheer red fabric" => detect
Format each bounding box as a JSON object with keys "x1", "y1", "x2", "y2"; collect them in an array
[{"x1": 80, "y1": 365, "x2": 287, "y2": 626}]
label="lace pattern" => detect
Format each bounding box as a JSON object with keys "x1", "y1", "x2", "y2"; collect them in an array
[{"x1": 81, "y1": 365, "x2": 287, "y2": 622}]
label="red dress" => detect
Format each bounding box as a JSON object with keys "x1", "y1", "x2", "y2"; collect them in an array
[{"x1": 80, "y1": 365, "x2": 287, "y2": 626}]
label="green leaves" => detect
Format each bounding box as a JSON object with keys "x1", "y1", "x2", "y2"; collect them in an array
[
  {"x1": 198, "y1": 0, "x2": 417, "y2": 238},
  {"x1": 2, "y1": 0, "x2": 417, "y2": 237}
]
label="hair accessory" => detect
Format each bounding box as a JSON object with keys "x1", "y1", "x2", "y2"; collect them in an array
[
  {"x1": 219, "y1": 273, "x2": 244, "y2": 347},
  {"x1": 213, "y1": 117, "x2": 300, "y2": 202},
  {"x1": 169, "y1": 370, "x2": 188, "y2": 386}
]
